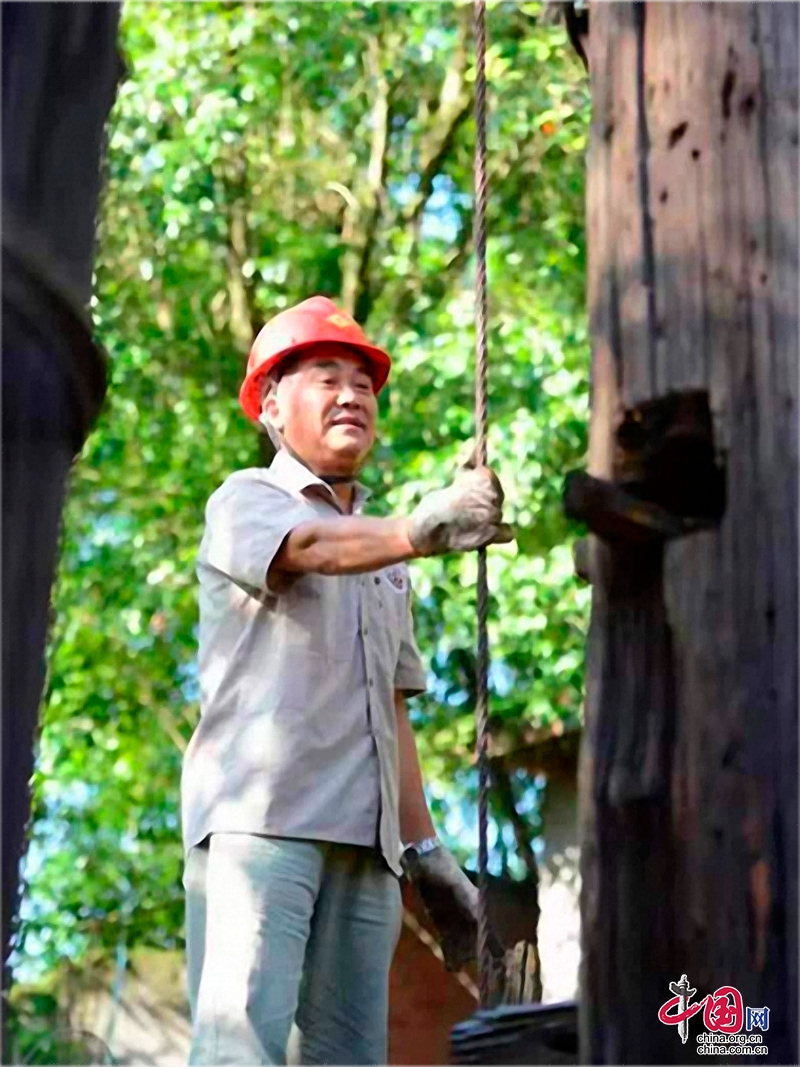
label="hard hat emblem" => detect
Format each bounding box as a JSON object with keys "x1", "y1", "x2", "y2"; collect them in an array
[{"x1": 326, "y1": 313, "x2": 352, "y2": 329}]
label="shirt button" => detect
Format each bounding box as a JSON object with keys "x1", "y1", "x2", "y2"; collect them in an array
[
  {"x1": 368, "y1": 678, "x2": 374, "y2": 687},
  {"x1": 373, "y1": 576, "x2": 380, "y2": 585},
  {"x1": 363, "y1": 626, "x2": 369, "y2": 636}
]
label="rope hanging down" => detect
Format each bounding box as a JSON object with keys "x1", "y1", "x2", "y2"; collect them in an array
[{"x1": 472, "y1": 0, "x2": 495, "y2": 1010}]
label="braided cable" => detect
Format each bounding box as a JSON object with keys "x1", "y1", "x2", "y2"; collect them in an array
[{"x1": 472, "y1": 0, "x2": 495, "y2": 1010}]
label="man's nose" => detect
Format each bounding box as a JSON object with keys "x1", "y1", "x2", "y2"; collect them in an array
[{"x1": 336, "y1": 383, "x2": 361, "y2": 406}]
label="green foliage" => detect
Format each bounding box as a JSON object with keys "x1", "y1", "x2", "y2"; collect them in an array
[
  {"x1": 5, "y1": 966, "x2": 116, "y2": 1065},
  {"x1": 15, "y1": 1, "x2": 590, "y2": 979}
]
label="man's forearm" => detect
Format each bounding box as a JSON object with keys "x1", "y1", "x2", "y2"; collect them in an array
[
  {"x1": 396, "y1": 692, "x2": 436, "y2": 845},
  {"x1": 272, "y1": 516, "x2": 420, "y2": 578}
]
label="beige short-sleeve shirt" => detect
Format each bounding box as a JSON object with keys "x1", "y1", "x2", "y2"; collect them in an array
[{"x1": 181, "y1": 449, "x2": 428, "y2": 876}]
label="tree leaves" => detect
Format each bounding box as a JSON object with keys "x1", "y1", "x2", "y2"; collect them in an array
[{"x1": 14, "y1": 1, "x2": 590, "y2": 977}]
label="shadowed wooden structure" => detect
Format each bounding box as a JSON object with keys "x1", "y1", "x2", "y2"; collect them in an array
[{"x1": 571, "y1": 3, "x2": 798, "y2": 1063}]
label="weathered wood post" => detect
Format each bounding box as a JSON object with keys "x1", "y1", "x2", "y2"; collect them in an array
[{"x1": 573, "y1": 4, "x2": 798, "y2": 1063}]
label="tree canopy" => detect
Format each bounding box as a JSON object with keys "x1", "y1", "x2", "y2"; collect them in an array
[{"x1": 14, "y1": 0, "x2": 590, "y2": 984}]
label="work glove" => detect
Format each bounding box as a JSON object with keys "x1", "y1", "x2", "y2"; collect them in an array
[
  {"x1": 401, "y1": 841, "x2": 504, "y2": 972},
  {"x1": 408, "y1": 465, "x2": 514, "y2": 556}
]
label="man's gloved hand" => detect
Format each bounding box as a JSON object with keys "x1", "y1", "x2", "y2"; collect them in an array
[
  {"x1": 408, "y1": 466, "x2": 514, "y2": 556},
  {"x1": 401, "y1": 841, "x2": 504, "y2": 972}
]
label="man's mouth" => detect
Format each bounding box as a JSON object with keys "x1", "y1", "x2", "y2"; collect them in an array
[{"x1": 330, "y1": 415, "x2": 366, "y2": 430}]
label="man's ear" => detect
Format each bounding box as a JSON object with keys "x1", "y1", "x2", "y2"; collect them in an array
[{"x1": 262, "y1": 381, "x2": 285, "y2": 435}]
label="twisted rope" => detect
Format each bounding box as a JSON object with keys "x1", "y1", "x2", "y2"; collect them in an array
[{"x1": 472, "y1": 0, "x2": 495, "y2": 1010}]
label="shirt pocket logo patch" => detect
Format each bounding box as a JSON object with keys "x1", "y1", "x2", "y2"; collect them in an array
[{"x1": 384, "y1": 565, "x2": 408, "y2": 594}]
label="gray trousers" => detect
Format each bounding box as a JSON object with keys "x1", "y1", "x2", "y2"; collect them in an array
[{"x1": 184, "y1": 834, "x2": 403, "y2": 1066}]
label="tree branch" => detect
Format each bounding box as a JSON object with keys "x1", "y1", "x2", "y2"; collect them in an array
[
  {"x1": 226, "y1": 196, "x2": 256, "y2": 352},
  {"x1": 491, "y1": 762, "x2": 543, "y2": 1003},
  {"x1": 542, "y1": 2, "x2": 590, "y2": 72},
  {"x1": 215, "y1": 137, "x2": 262, "y2": 353},
  {"x1": 491, "y1": 763, "x2": 539, "y2": 881},
  {"x1": 403, "y1": 11, "x2": 472, "y2": 228},
  {"x1": 391, "y1": 201, "x2": 472, "y2": 322},
  {"x1": 340, "y1": 34, "x2": 393, "y2": 323},
  {"x1": 152, "y1": 701, "x2": 188, "y2": 754}
]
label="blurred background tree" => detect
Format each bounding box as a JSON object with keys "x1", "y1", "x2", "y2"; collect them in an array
[{"x1": 12, "y1": 0, "x2": 589, "y2": 986}]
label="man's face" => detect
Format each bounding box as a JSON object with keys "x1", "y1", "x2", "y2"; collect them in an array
[{"x1": 265, "y1": 344, "x2": 378, "y2": 474}]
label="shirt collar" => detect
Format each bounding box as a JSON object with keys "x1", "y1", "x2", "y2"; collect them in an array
[{"x1": 268, "y1": 448, "x2": 371, "y2": 514}]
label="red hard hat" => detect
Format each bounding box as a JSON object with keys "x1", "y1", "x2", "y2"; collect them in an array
[{"x1": 239, "y1": 296, "x2": 392, "y2": 422}]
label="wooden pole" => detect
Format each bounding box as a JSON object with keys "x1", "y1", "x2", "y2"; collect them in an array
[{"x1": 581, "y1": 4, "x2": 798, "y2": 1062}]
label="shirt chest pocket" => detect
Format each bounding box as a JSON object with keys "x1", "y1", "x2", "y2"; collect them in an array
[{"x1": 277, "y1": 572, "x2": 360, "y2": 662}]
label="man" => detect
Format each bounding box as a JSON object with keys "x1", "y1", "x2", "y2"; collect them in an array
[{"x1": 182, "y1": 296, "x2": 511, "y2": 1065}]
